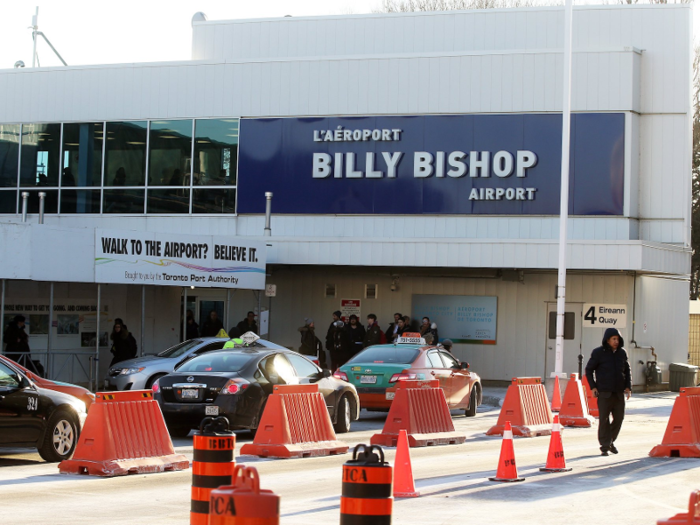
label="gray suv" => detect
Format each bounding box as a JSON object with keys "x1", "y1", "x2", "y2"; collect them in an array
[{"x1": 104, "y1": 337, "x2": 286, "y2": 391}]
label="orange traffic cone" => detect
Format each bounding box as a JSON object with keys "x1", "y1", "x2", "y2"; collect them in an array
[
  {"x1": 393, "y1": 429, "x2": 420, "y2": 497},
  {"x1": 489, "y1": 421, "x2": 524, "y2": 482},
  {"x1": 540, "y1": 415, "x2": 572, "y2": 473},
  {"x1": 551, "y1": 376, "x2": 562, "y2": 412}
]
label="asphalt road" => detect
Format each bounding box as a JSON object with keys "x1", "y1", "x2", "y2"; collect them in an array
[{"x1": 1, "y1": 391, "x2": 698, "y2": 525}]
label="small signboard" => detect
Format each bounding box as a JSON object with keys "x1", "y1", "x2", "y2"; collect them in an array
[
  {"x1": 340, "y1": 299, "x2": 361, "y2": 322},
  {"x1": 583, "y1": 304, "x2": 627, "y2": 329},
  {"x1": 265, "y1": 284, "x2": 277, "y2": 297}
]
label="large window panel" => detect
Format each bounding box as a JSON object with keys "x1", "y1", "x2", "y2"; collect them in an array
[
  {"x1": 20, "y1": 123, "x2": 61, "y2": 187},
  {"x1": 149, "y1": 120, "x2": 192, "y2": 187},
  {"x1": 0, "y1": 124, "x2": 20, "y2": 188},
  {"x1": 61, "y1": 189, "x2": 101, "y2": 214},
  {"x1": 62, "y1": 123, "x2": 103, "y2": 187},
  {"x1": 194, "y1": 119, "x2": 238, "y2": 186},
  {"x1": 0, "y1": 191, "x2": 16, "y2": 213},
  {"x1": 103, "y1": 189, "x2": 144, "y2": 214},
  {"x1": 193, "y1": 188, "x2": 236, "y2": 214},
  {"x1": 147, "y1": 188, "x2": 190, "y2": 214},
  {"x1": 104, "y1": 121, "x2": 147, "y2": 186}
]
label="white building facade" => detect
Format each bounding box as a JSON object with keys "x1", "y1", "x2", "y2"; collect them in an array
[{"x1": 0, "y1": 5, "x2": 692, "y2": 387}]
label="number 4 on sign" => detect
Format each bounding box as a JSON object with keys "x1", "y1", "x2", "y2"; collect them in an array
[{"x1": 584, "y1": 306, "x2": 596, "y2": 325}]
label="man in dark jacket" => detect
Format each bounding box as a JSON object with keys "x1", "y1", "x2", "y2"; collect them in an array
[
  {"x1": 201, "y1": 310, "x2": 224, "y2": 337},
  {"x1": 109, "y1": 318, "x2": 138, "y2": 367},
  {"x1": 298, "y1": 318, "x2": 324, "y2": 366},
  {"x1": 325, "y1": 310, "x2": 342, "y2": 355},
  {"x1": 3, "y1": 315, "x2": 30, "y2": 365},
  {"x1": 345, "y1": 314, "x2": 366, "y2": 359},
  {"x1": 364, "y1": 314, "x2": 383, "y2": 347},
  {"x1": 236, "y1": 311, "x2": 258, "y2": 335},
  {"x1": 329, "y1": 320, "x2": 351, "y2": 370},
  {"x1": 385, "y1": 312, "x2": 402, "y2": 343},
  {"x1": 585, "y1": 327, "x2": 632, "y2": 456}
]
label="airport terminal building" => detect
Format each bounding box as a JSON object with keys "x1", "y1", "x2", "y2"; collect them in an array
[{"x1": 0, "y1": 5, "x2": 692, "y2": 388}]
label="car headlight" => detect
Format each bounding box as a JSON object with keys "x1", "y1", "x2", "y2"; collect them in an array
[{"x1": 120, "y1": 367, "x2": 145, "y2": 375}]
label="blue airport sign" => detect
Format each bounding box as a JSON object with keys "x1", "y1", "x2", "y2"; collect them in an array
[{"x1": 237, "y1": 113, "x2": 624, "y2": 215}]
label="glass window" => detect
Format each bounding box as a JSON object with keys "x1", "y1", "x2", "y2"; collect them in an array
[
  {"x1": 259, "y1": 354, "x2": 298, "y2": 385},
  {"x1": 62, "y1": 123, "x2": 103, "y2": 187},
  {"x1": 548, "y1": 312, "x2": 575, "y2": 340},
  {"x1": 20, "y1": 123, "x2": 61, "y2": 187},
  {"x1": 346, "y1": 347, "x2": 420, "y2": 365},
  {"x1": 149, "y1": 120, "x2": 192, "y2": 187},
  {"x1": 103, "y1": 189, "x2": 144, "y2": 214},
  {"x1": 427, "y1": 351, "x2": 444, "y2": 368},
  {"x1": 192, "y1": 188, "x2": 235, "y2": 214},
  {"x1": 439, "y1": 351, "x2": 460, "y2": 368},
  {"x1": 21, "y1": 190, "x2": 58, "y2": 214},
  {"x1": 157, "y1": 339, "x2": 204, "y2": 358},
  {"x1": 60, "y1": 189, "x2": 100, "y2": 214},
  {"x1": 104, "y1": 121, "x2": 147, "y2": 186},
  {"x1": 176, "y1": 352, "x2": 254, "y2": 373},
  {"x1": 0, "y1": 362, "x2": 20, "y2": 388},
  {"x1": 194, "y1": 119, "x2": 238, "y2": 186},
  {"x1": 147, "y1": 188, "x2": 190, "y2": 214},
  {"x1": 0, "y1": 191, "x2": 16, "y2": 213},
  {"x1": 0, "y1": 124, "x2": 20, "y2": 187},
  {"x1": 287, "y1": 353, "x2": 321, "y2": 379}
]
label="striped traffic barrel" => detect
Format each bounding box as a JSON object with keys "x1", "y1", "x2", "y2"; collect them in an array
[
  {"x1": 191, "y1": 416, "x2": 235, "y2": 525},
  {"x1": 340, "y1": 444, "x2": 393, "y2": 525},
  {"x1": 209, "y1": 465, "x2": 280, "y2": 525}
]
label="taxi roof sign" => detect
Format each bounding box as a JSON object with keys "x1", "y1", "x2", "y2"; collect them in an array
[
  {"x1": 239, "y1": 331, "x2": 261, "y2": 345},
  {"x1": 396, "y1": 333, "x2": 426, "y2": 345}
]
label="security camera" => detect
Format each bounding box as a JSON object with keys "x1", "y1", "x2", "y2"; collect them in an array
[
  {"x1": 14, "y1": 60, "x2": 25, "y2": 68},
  {"x1": 390, "y1": 283, "x2": 397, "y2": 292}
]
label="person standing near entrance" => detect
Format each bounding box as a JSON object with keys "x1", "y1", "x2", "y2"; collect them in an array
[
  {"x1": 236, "y1": 311, "x2": 258, "y2": 335},
  {"x1": 201, "y1": 310, "x2": 224, "y2": 337},
  {"x1": 585, "y1": 327, "x2": 632, "y2": 456},
  {"x1": 298, "y1": 318, "x2": 324, "y2": 367},
  {"x1": 109, "y1": 318, "x2": 138, "y2": 367},
  {"x1": 3, "y1": 315, "x2": 30, "y2": 366},
  {"x1": 325, "y1": 310, "x2": 342, "y2": 357},
  {"x1": 364, "y1": 314, "x2": 384, "y2": 347}
]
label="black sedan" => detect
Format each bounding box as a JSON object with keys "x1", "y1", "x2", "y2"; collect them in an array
[
  {"x1": 0, "y1": 358, "x2": 87, "y2": 462},
  {"x1": 153, "y1": 348, "x2": 360, "y2": 437}
]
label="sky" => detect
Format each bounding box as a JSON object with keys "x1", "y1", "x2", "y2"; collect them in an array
[{"x1": 0, "y1": 0, "x2": 696, "y2": 69}]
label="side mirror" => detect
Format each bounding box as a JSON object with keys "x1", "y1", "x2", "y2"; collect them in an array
[
  {"x1": 460, "y1": 362, "x2": 470, "y2": 370},
  {"x1": 322, "y1": 369, "x2": 332, "y2": 378}
]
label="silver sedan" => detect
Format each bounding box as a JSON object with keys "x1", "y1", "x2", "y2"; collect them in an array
[{"x1": 103, "y1": 337, "x2": 286, "y2": 391}]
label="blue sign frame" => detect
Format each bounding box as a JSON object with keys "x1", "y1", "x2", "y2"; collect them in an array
[
  {"x1": 238, "y1": 113, "x2": 625, "y2": 215},
  {"x1": 412, "y1": 294, "x2": 498, "y2": 345}
]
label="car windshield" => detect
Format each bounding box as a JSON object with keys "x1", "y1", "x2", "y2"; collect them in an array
[
  {"x1": 346, "y1": 346, "x2": 420, "y2": 364},
  {"x1": 157, "y1": 340, "x2": 206, "y2": 358},
  {"x1": 176, "y1": 352, "x2": 255, "y2": 373}
]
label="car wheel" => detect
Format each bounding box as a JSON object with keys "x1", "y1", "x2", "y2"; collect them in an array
[
  {"x1": 333, "y1": 395, "x2": 352, "y2": 434},
  {"x1": 38, "y1": 409, "x2": 79, "y2": 462},
  {"x1": 465, "y1": 386, "x2": 478, "y2": 418},
  {"x1": 145, "y1": 373, "x2": 166, "y2": 389}
]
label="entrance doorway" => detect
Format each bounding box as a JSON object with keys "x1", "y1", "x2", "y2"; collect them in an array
[{"x1": 545, "y1": 302, "x2": 583, "y2": 377}]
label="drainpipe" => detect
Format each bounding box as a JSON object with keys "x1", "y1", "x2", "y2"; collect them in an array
[{"x1": 264, "y1": 192, "x2": 273, "y2": 236}]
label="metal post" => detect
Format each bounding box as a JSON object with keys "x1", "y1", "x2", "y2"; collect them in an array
[
  {"x1": 38, "y1": 191, "x2": 46, "y2": 224},
  {"x1": 21, "y1": 192, "x2": 29, "y2": 222},
  {"x1": 268, "y1": 295, "x2": 272, "y2": 339},
  {"x1": 264, "y1": 192, "x2": 273, "y2": 236},
  {"x1": 31, "y1": 7, "x2": 38, "y2": 68},
  {"x1": 141, "y1": 285, "x2": 146, "y2": 357},
  {"x1": 48, "y1": 282, "x2": 54, "y2": 378},
  {"x1": 554, "y1": 0, "x2": 574, "y2": 379},
  {"x1": 256, "y1": 291, "x2": 261, "y2": 333},
  {"x1": 95, "y1": 284, "x2": 101, "y2": 392},
  {"x1": 182, "y1": 287, "x2": 188, "y2": 342},
  {"x1": 226, "y1": 289, "x2": 231, "y2": 333},
  {"x1": 0, "y1": 279, "x2": 5, "y2": 354}
]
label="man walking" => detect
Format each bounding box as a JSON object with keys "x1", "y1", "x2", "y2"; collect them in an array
[{"x1": 585, "y1": 327, "x2": 632, "y2": 456}]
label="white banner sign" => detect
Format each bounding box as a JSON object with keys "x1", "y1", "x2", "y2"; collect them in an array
[
  {"x1": 583, "y1": 304, "x2": 627, "y2": 329},
  {"x1": 95, "y1": 229, "x2": 266, "y2": 290}
]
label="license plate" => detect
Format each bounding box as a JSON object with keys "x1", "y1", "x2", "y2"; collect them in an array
[
  {"x1": 205, "y1": 406, "x2": 219, "y2": 416},
  {"x1": 181, "y1": 389, "x2": 198, "y2": 399},
  {"x1": 360, "y1": 375, "x2": 377, "y2": 384},
  {"x1": 385, "y1": 392, "x2": 395, "y2": 400}
]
